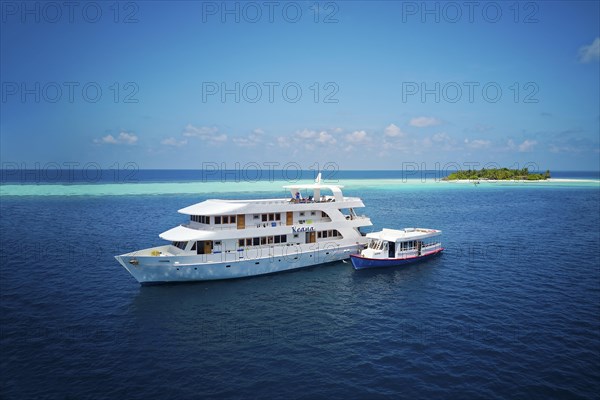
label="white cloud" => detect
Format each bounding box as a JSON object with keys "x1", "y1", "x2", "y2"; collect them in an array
[
  {"x1": 384, "y1": 123, "x2": 405, "y2": 137},
  {"x1": 96, "y1": 135, "x2": 117, "y2": 144},
  {"x1": 182, "y1": 124, "x2": 217, "y2": 137},
  {"x1": 280, "y1": 128, "x2": 342, "y2": 150},
  {"x1": 276, "y1": 136, "x2": 290, "y2": 148},
  {"x1": 346, "y1": 130, "x2": 368, "y2": 143},
  {"x1": 161, "y1": 137, "x2": 188, "y2": 147},
  {"x1": 94, "y1": 131, "x2": 138, "y2": 145},
  {"x1": 182, "y1": 124, "x2": 227, "y2": 143},
  {"x1": 232, "y1": 129, "x2": 264, "y2": 147},
  {"x1": 518, "y1": 139, "x2": 537, "y2": 152},
  {"x1": 578, "y1": 37, "x2": 600, "y2": 63},
  {"x1": 409, "y1": 117, "x2": 440, "y2": 128},
  {"x1": 464, "y1": 138, "x2": 491, "y2": 149},
  {"x1": 296, "y1": 129, "x2": 317, "y2": 139},
  {"x1": 317, "y1": 131, "x2": 336, "y2": 145},
  {"x1": 432, "y1": 132, "x2": 450, "y2": 142},
  {"x1": 505, "y1": 138, "x2": 537, "y2": 152}
]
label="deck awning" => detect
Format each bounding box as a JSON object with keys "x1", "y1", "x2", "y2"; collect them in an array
[
  {"x1": 178, "y1": 199, "x2": 247, "y2": 216},
  {"x1": 159, "y1": 225, "x2": 214, "y2": 241}
]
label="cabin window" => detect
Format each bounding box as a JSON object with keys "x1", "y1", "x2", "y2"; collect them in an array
[
  {"x1": 253, "y1": 237, "x2": 260, "y2": 246},
  {"x1": 311, "y1": 211, "x2": 316, "y2": 216},
  {"x1": 323, "y1": 231, "x2": 328, "y2": 238},
  {"x1": 238, "y1": 239, "x2": 244, "y2": 247},
  {"x1": 293, "y1": 234, "x2": 299, "y2": 238},
  {"x1": 299, "y1": 212, "x2": 305, "y2": 216},
  {"x1": 191, "y1": 215, "x2": 211, "y2": 224},
  {"x1": 191, "y1": 242, "x2": 197, "y2": 250},
  {"x1": 321, "y1": 211, "x2": 328, "y2": 218},
  {"x1": 230, "y1": 216, "x2": 236, "y2": 223},
  {"x1": 275, "y1": 213, "x2": 281, "y2": 221},
  {"x1": 261, "y1": 237, "x2": 267, "y2": 245},
  {"x1": 253, "y1": 215, "x2": 259, "y2": 219},
  {"x1": 171, "y1": 241, "x2": 188, "y2": 250},
  {"x1": 274, "y1": 235, "x2": 281, "y2": 244},
  {"x1": 246, "y1": 238, "x2": 252, "y2": 246},
  {"x1": 281, "y1": 235, "x2": 287, "y2": 243},
  {"x1": 267, "y1": 236, "x2": 274, "y2": 244},
  {"x1": 317, "y1": 232, "x2": 322, "y2": 238},
  {"x1": 215, "y1": 216, "x2": 221, "y2": 224},
  {"x1": 269, "y1": 213, "x2": 275, "y2": 221},
  {"x1": 224, "y1": 216, "x2": 233, "y2": 224}
]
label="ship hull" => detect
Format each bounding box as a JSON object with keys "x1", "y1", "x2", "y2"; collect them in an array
[{"x1": 116, "y1": 244, "x2": 361, "y2": 284}]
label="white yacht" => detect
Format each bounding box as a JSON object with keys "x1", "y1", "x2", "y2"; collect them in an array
[{"x1": 115, "y1": 174, "x2": 372, "y2": 284}]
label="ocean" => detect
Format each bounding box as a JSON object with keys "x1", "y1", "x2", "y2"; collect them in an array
[{"x1": 1, "y1": 171, "x2": 599, "y2": 399}]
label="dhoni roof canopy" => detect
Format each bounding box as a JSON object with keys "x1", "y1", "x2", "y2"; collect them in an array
[{"x1": 366, "y1": 228, "x2": 442, "y2": 242}]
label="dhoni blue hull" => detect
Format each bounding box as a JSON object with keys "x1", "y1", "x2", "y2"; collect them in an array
[{"x1": 350, "y1": 249, "x2": 444, "y2": 270}]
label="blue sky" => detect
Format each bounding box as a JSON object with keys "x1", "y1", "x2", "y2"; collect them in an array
[{"x1": 1, "y1": 1, "x2": 599, "y2": 171}]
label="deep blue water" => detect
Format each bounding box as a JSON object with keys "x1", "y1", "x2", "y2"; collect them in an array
[{"x1": 1, "y1": 184, "x2": 599, "y2": 399}]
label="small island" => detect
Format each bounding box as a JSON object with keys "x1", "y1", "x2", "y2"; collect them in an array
[{"x1": 444, "y1": 167, "x2": 551, "y2": 181}]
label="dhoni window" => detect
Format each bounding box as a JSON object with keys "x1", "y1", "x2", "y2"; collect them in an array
[{"x1": 172, "y1": 241, "x2": 188, "y2": 250}]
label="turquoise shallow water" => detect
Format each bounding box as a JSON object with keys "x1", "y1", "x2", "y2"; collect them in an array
[
  {"x1": 1, "y1": 178, "x2": 598, "y2": 196},
  {"x1": 1, "y1": 181, "x2": 599, "y2": 399}
]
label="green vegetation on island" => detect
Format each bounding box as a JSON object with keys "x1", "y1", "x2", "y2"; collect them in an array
[{"x1": 444, "y1": 168, "x2": 551, "y2": 181}]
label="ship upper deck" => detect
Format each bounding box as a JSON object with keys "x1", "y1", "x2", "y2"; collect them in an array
[
  {"x1": 179, "y1": 174, "x2": 360, "y2": 216},
  {"x1": 177, "y1": 195, "x2": 365, "y2": 216}
]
